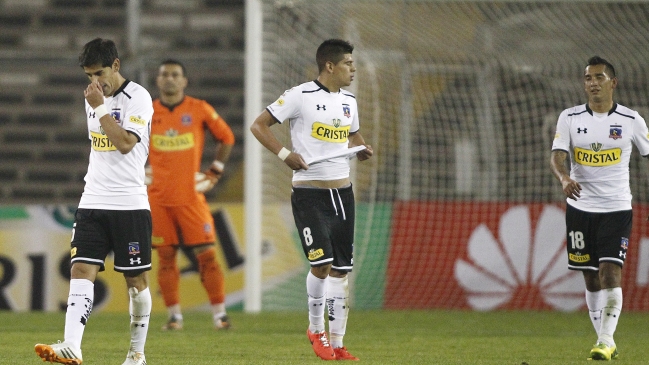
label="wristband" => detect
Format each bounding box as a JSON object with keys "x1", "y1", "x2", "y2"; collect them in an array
[
  {"x1": 210, "y1": 160, "x2": 225, "y2": 173},
  {"x1": 277, "y1": 147, "x2": 291, "y2": 161},
  {"x1": 93, "y1": 104, "x2": 108, "y2": 119}
]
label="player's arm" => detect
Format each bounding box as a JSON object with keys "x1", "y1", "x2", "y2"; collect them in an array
[
  {"x1": 250, "y1": 109, "x2": 308, "y2": 170},
  {"x1": 204, "y1": 107, "x2": 235, "y2": 182},
  {"x1": 550, "y1": 150, "x2": 581, "y2": 200},
  {"x1": 348, "y1": 131, "x2": 373, "y2": 161},
  {"x1": 85, "y1": 80, "x2": 137, "y2": 154}
]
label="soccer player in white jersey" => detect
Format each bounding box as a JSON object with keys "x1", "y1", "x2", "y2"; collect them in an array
[
  {"x1": 34, "y1": 38, "x2": 153, "y2": 365},
  {"x1": 251, "y1": 39, "x2": 373, "y2": 361},
  {"x1": 551, "y1": 56, "x2": 649, "y2": 361}
]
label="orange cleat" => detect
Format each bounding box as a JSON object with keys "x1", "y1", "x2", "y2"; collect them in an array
[
  {"x1": 333, "y1": 346, "x2": 359, "y2": 361},
  {"x1": 307, "y1": 328, "x2": 335, "y2": 360}
]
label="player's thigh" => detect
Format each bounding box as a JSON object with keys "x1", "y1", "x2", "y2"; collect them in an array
[
  {"x1": 565, "y1": 204, "x2": 598, "y2": 270},
  {"x1": 109, "y1": 209, "x2": 152, "y2": 275},
  {"x1": 596, "y1": 209, "x2": 632, "y2": 267},
  {"x1": 71, "y1": 208, "x2": 112, "y2": 271},
  {"x1": 175, "y1": 199, "x2": 217, "y2": 246},
  {"x1": 331, "y1": 187, "x2": 355, "y2": 272},
  {"x1": 150, "y1": 201, "x2": 179, "y2": 247},
  {"x1": 291, "y1": 188, "x2": 333, "y2": 266}
]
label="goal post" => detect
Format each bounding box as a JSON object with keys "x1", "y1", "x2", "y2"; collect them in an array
[{"x1": 245, "y1": 0, "x2": 649, "y2": 312}]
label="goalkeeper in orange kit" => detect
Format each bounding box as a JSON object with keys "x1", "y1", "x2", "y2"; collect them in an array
[{"x1": 147, "y1": 59, "x2": 235, "y2": 330}]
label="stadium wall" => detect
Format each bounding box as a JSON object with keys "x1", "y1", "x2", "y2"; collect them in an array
[{"x1": 4, "y1": 203, "x2": 649, "y2": 312}]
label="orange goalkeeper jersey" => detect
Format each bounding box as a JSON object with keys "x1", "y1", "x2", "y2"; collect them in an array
[{"x1": 148, "y1": 96, "x2": 235, "y2": 206}]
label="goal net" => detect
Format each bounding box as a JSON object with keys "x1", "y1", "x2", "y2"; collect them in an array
[{"x1": 255, "y1": 0, "x2": 649, "y2": 311}]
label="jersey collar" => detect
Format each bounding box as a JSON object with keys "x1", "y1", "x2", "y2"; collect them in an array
[
  {"x1": 112, "y1": 80, "x2": 131, "y2": 97},
  {"x1": 314, "y1": 79, "x2": 332, "y2": 93},
  {"x1": 160, "y1": 96, "x2": 185, "y2": 112},
  {"x1": 585, "y1": 102, "x2": 617, "y2": 116}
]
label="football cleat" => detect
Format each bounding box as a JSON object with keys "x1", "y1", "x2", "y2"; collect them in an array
[
  {"x1": 589, "y1": 342, "x2": 618, "y2": 361},
  {"x1": 307, "y1": 328, "x2": 335, "y2": 360},
  {"x1": 214, "y1": 315, "x2": 231, "y2": 330},
  {"x1": 34, "y1": 341, "x2": 83, "y2": 365},
  {"x1": 121, "y1": 351, "x2": 146, "y2": 365},
  {"x1": 333, "y1": 346, "x2": 359, "y2": 361},
  {"x1": 161, "y1": 316, "x2": 183, "y2": 331}
]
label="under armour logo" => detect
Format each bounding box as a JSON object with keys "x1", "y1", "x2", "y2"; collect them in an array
[
  {"x1": 130, "y1": 257, "x2": 142, "y2": 265},
  {"x1": 89, "y1": 112, "x2": 96, "y2": 118},
  {"x1": 133, "y1": 323, "x2": 146, "y2": 328},
  {"x1": 317, "y1": 104, "x2": 326, "y2": 111},
  {"x1": 620, "y1": 251, "x2": 627, "y2": 259},
  {"x1": 577, "y1": 128, "x2": 587, "y2": 133}
]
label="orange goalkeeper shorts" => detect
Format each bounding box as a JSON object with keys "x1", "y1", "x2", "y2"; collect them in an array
[{"x1": 150, "y1": 195, "x2": 216, "y2": 247}]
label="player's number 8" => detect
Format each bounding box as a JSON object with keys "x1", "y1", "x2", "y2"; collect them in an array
[{"x1": 303, "y1": 227, "x2": 313, "y2": 246}]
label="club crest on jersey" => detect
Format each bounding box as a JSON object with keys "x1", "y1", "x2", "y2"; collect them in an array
[
  {"x1": 111, "y1": 109, "x2": 121, "y2": 122},
  {"x1": 610, "y1": 125, "x2": 622, "y2": 140},
  {"x1": 343, "y1": 105, "x2": 351, "y2": 118},
  {"x1": 181, "y1": 114, "x2": 192, "y2": 126},
  {"x1": 128, "y1": 242, "x2": 140, "y2": 255},
  {"x1": 621, "y1": 237, "x2": 629, "y2": 249}
]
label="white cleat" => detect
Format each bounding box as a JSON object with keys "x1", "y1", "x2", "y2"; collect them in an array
[
  {"x1": 122, "y1": 351, "x2": 146, "y2": 365},
  {"x1": 34, "y1": 341, "x2": 83, "y2": 365}
]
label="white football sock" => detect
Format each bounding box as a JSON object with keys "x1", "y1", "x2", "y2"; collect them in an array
[
  {"x1": 585, "y1": 289, "x2": 604, "y2": 336},
  {"x1": 598, "y1": 287, "x2": 622, "y2": 347},
  {"x1": 128, "y1": 287, "x2": 152, "y2": 354},
  {"x1": 167, "y1": 303, "x2": 182, "y2": 320},
  {"x1": 327, "y1": 276, "x2": 350, "y2": 349},
  {"x1": 307, "y1": 271, "x2": 327, "y2": 333},
  {"x1": 212, "y1": 302, "x2": 226, "y2": 319},
  {"x1": 64, "y1": 279, "x2": 94, "y2": 350}
]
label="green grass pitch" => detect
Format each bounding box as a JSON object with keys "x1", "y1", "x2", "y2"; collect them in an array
[{"x1": 5, "y1": 310, "x2": 649, "y2": 364}]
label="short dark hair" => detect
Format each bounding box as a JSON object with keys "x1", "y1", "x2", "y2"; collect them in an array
[
  {"x1": 78, "y1": 38, "x2": 119, "y2": 68},
  {"x1": 316, "y1": 39, "x2": 354, "y2": 73},
  {"x1": 160, "y1": 59, "x2": 187, "y2": 77},
  {"x1": 587, "y1": 56, "x2": 616, "y2": 78}
]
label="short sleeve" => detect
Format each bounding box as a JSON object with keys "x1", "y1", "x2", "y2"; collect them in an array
[
  {"x1": 350, "y1": 99, "x2": 360, "y2": 134},
  {"x1": 266, "y1": 86, "x2": 302, "y2": 124},
  {"x1": 123, "y1": 89, "x2": 153, "y2": 142},
  {"x1": 551, "y1": 109, "x2": 571, "y2": 152},
  {"x1": 632, "y1": 113, "x2": 649, "y2": 157}
]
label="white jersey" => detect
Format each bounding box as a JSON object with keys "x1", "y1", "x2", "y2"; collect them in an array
[
  {"x1": 552, "y1": 103, "x2": 649, "y2": 212},
  {"x1": 79, "y1": 80, "x2": 153, "y2": 210},
  {"x1": 266, "y1": 80, "x2": 360, "y2": 182}
]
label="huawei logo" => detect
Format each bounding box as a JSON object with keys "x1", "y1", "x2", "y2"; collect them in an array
[{"x1": 454, "y1": 205, "x2": 584, "y2": 311}]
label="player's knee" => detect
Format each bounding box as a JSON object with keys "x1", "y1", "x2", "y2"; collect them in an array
[
  {"x1": 196, "y1": 246, "x2": 217, "y2": 265},
  {"x1": 156, "y1": 246, "x2": 177, "y2": 269},
  {"x1": 311, "y1": 264, "x2": 331, "y2": 279}
]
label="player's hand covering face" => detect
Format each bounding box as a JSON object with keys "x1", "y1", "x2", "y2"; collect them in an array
[{"x1": 83, "y1": 59, "x2": 120, "y2": 97}]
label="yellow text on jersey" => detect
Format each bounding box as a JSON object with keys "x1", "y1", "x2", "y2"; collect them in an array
[
  {"x1": 129, "y1": 115, "x2": 147, "y2": 126},
  {"x1": 574, "y1": 146, "x2": 621, "y2": 167},
  {"x1": 151, "y1": 133, "x2": 195, "y2": 151},
  {"x1": 311, "y1": 122, "x2": 350, "y2": 143},
  {"x1": 90, "y1": 131, "x2": 117, "y2": 151}
]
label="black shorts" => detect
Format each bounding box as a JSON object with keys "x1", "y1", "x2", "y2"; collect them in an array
[
  {"x1": 565, "y1": 204, "x2": 631, "y2": 270},
  {"x1": 291, "y1": 185, "x2": 355, "y2": 272},
  {"x1": 71, "y1": 208, "x2": 152, "y2": 275}
]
